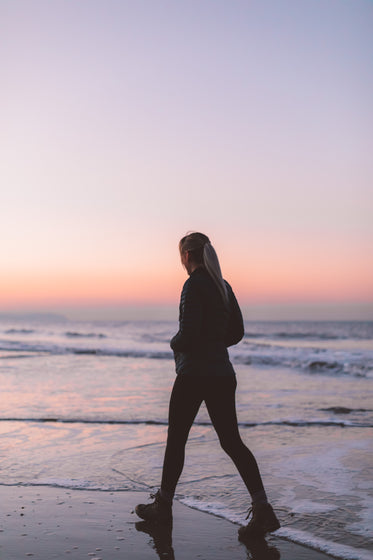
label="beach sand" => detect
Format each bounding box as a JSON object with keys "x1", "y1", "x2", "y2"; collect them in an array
[{"x1": 1, "y1": 487, "x2": 336, "y2": 559}]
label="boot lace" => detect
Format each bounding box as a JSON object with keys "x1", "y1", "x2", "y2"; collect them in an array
[{"x1": 245, "y1": 507, "x2": 253, "y2": 520}]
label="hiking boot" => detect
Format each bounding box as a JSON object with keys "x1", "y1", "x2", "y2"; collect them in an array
[
  {"x1": 238, "y1": 503, "x2": 280, "y2": 540},
  {"x1": 135, "y1": 491, "x2": 172, "y2": 523}
]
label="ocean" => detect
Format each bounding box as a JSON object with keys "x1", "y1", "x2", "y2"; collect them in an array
[{"x1": 0, "y1": 317, "x2": 372, "y2": 559}]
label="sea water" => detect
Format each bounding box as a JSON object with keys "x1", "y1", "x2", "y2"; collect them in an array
[{"x1": 0, "y1": 317, "x2": 372, "y2": 559}]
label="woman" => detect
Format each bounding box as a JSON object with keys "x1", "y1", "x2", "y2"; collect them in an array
[{"x1": 135, "y1": 232, "x2": 280, "y2": 539}]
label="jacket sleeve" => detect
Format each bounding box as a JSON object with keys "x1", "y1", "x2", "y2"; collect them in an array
[
  {"x1": 170, "y1": 277, "x2": 203, "y2": 353},
  {"x1": 224, "y1": 284, "x2": 244, "y2": 347}
]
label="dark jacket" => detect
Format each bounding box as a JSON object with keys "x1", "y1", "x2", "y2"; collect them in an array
[{"x1": 170, "y1": 267, "x2": 244, "y2": 376}]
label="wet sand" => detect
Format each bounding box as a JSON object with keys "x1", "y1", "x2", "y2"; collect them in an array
[{"x1": 1, "y1": 487, "x2": 335, "y2": 559}]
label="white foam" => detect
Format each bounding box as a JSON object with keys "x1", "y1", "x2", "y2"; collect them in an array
[
  {"x1": 179, "y1": 496, "x2": 243, "y2": 525},
  {"x1": 180, "y1": 498, "x2": 373, "y2": 560},
  {"x1": 347, "y1": 495, "x2": 373, "y2": 539},
  {"x1": 26, "y1": 478, "x2": 115, "y2": 491},
  {"x1": 289, "y1": 499, "x2": 338, "y2": 514},
  {"x1": 276, "y1": 527, "x2": 373, "y2": 560},
  {"x1": 275, "y1": 439, "x2": 371, "y2": 497}
]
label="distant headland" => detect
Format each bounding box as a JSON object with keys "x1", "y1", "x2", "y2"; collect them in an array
[{"x1": 0, "y1": 312, "x2": 67, "y2": 322}]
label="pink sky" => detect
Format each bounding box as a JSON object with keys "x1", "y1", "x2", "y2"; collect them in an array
[{"x1": 1, "y1": 0, "x2": 372, "y2": 320}]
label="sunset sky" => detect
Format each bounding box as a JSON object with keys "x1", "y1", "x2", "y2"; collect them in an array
[{"x1": 1, "y1": 0, "x2": 372, "y2": 320}]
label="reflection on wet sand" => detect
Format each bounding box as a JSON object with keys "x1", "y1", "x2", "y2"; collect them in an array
[
  {"x1": 135, "y1": 519, "x2": 281, "y2": 560},
  {"x1": 136, "y1": 520, "x2": 175, "y2": 559}
]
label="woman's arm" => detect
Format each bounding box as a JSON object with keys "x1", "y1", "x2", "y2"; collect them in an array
[{"x1": 170, "y1": 277, "x2": 203, "y2": 353}]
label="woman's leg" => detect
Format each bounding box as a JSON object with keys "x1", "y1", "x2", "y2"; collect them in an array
[
  {"x1": 204, "y1": 375, "x2": 266, "y2": 501},
  {"x1": 160, "y1": 375, "x2": 203, "y2": 499}
]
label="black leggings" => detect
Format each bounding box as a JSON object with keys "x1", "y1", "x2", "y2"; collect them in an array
[{"x1": 160, "y1": 374, "x2": 265, "y2": 499}]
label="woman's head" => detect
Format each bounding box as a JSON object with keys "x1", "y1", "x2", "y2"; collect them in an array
[
  {"x1": 179, "y1": 232, "x2": 210, "y2": 266},
  {"x1": 179, "y1": 232, "x2": 228, "y2": 304}
]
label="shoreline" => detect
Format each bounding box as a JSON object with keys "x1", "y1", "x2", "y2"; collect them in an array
[{"x1": 1, "y1": 486, "x2": 340, "y2": 560}]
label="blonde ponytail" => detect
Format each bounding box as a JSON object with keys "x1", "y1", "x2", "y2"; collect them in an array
[{"x1": 203, "y1": 242, "x2": 228, "y2": 305}]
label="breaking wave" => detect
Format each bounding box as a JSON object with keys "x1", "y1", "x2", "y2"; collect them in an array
[{"x1": 1, "y1": 417, "x2": 371, "y2": 428}]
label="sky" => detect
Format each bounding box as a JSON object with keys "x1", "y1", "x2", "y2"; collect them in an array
[{"x1": 1, "y1": 0, "x2": 372, "y2": 321}]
